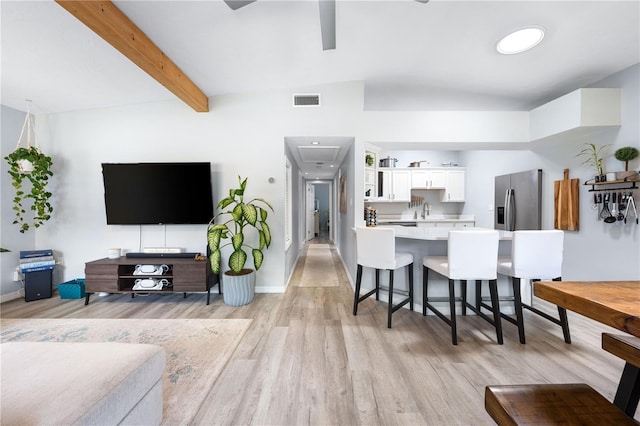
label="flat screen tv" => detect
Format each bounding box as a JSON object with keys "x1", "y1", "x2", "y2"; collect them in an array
[{"x1": 102, "y1": 162, "x2": 214, "y2": 225}]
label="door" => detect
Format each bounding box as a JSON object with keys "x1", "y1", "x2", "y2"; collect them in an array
[{"x1": 306, "y1": 183, "x2": 315, "y2": 241}]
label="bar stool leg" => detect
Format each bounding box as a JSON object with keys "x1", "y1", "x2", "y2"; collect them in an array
[
  {"x1": 375, "y1": 269, "x2": 380, "y2": 301},
  {"x1": 408, "y1": 264, "x2": 414, "y2": 311},
  {"x1": 423, "y1": 266, "x2": 429, "y2": 316},
  {"x1": 449, "y1": 279, "x2": 458, "y2": 345},
  {"x1": 387, "y1": 270, "x2": 395, "y2": 328},
  {"x1": 353, "y1": 264, "x2": 363, "y2": 315},
  {"x1": 461, "y1": 280, "x2": 468, "y2": 316},
  {"x1": 512, "y1": 277, "x2": 526, "y2": 344},
  {"x1": 489, "y1": 279, "x2": 504, "y2": 345}
]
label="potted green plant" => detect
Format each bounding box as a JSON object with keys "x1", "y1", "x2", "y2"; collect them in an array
[
  {"x1": 207, "y1": 176, "x2": 273, "y2": 306},
  {"x1": 614, "y1": 146, "x2": 639, "y2": 180},
  {"x1": 4, "y1": 146, "x2": 54, "y2": 233},
  {"x1": 577, "y1": 143, "x2": 609, "y2": 182},
  {"x1": 365, "y1": 154, "x2": 374, "y2": 167}
]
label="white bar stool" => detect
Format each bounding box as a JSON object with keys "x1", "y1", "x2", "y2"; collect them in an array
[
  {"x1": 496, "y1": 230, "x2": 571, "y2": 344},
  {"x1": 353, "y1": 226, "x2": 414, "y2": 328},
  {"x1": 423, "y1": 230, "x2": 502, "y2": 345}
]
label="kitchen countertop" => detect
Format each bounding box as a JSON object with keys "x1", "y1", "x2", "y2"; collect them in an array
[{"x1": 379, "y1": 225, "x2": 513, "y2": 241}]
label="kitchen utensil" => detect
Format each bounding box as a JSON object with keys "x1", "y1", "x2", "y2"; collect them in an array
[
  {"x1": 623, "y1": 194, "x2": 638, "y2": 224},
  {"x1": 617, "y1": 192, "x2": 625, "y2": 221},
  {"x1": 600, "y1": 194, "x2": 614, "y2": 221},
  {"x1": 409, "y1": 160, "x2": 428, "y2": 167},
  {"x1": 379, "y1": 156, "x2": 398, "y2": 167}
]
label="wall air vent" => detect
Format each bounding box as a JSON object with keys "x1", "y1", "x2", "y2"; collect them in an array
[{"x1": 293, "y1": 93, "x2": 321, "y2": 107}]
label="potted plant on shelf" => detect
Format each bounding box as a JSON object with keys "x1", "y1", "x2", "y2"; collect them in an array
[
  {"x1": 577, "y1": 142, "x2": 609, "y2": 182},
  {"x1": 365, "y1": 154, "x2": 375, "y2": 167},
  {"x1": 614, "y1": 146, "x2": 639, "y2": 180},
  {"x1": 207, "y1": 176, "x2": 273, "y2": 306}
]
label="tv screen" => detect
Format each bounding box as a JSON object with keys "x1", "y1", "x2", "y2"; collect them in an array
[{"x1": 102, "y1": 162, "x2": 214, "y2": 225}]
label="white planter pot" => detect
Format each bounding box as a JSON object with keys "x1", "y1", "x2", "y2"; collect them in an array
[
  {"x1": 222, "y1": 269, "x2": 255, "y2": 306},
  {"x1": 17, "y1": 159, "x2": 34, "y2": 173}
]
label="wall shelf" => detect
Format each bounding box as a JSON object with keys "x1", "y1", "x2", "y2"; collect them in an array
[{"x1": 584, "y1": 178, "x2": 639, "y2": 192}]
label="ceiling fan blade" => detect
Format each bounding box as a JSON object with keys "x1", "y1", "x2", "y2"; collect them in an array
[
  {"x1": 224, "y1": 0, "x2": 257, "y2": 11},
  {"x1": 318, "y1": 0, "x2": 336, "y2": 51}
]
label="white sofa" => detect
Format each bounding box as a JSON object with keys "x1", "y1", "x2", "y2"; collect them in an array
[{"x1": 1, "y1": 341, "x2": 165, "y2": 425}]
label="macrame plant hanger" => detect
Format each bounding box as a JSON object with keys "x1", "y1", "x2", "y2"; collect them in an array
[{"x1": 15, "y1": 100, "x2": 40, "y2": 172}]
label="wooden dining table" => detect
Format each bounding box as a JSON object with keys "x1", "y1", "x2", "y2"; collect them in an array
[{"x1": 534, "y1": 280, "x2": 640, "y2": 417}]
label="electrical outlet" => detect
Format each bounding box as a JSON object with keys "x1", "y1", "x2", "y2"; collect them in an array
[
  {"x1": 56, "y1": 257, "x2": 64, "y2": 265},
  {"x1": 488, "y1": 204, "x2": 494, "y2": 211},
  {"x1": 13, "y1": 270, "x2": 20, "y2": 281}
]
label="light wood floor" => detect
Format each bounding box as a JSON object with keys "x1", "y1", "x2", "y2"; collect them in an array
[{"x1": 1, "y1": 238, "x2": 633, "y2": 425}]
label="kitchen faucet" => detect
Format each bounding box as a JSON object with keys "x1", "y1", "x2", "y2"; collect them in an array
[{"x1": 421, "y1": 202, "x2": 430, "y2": 219}]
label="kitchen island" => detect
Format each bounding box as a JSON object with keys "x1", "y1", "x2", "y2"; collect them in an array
[{"x1": 355, "y1": 226, "x2": 521, "y2": 321}]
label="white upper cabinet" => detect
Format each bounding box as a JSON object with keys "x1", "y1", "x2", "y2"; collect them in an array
[
  {"x1": 379, "y1": 169, "x2": 411, "y2": 201},
  {"x1": 411, "y1": 169, "x2": 446, "y2": 189},
  {"x1": 442, "y1": 169, "x2": 465, "y2": 202}
]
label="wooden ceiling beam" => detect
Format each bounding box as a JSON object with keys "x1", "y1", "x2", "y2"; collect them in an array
[{"x1": 55, "y1": 0, "x2": 209, "y2": 112}]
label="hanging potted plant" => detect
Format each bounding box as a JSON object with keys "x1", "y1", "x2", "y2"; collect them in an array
[
  {"x1": 4, "y1": 106, "x2": 54, "y2": 233},
  {"x1": 207, "y1": 176, "x2": 272, "y2": 306},
  {"x1": 614, "y1": 146, "x2": 639, "y2": 180}
]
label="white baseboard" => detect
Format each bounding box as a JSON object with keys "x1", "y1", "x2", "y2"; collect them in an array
[{"x1": 0, "y1": 290, "x2": 23, "y2": 303}]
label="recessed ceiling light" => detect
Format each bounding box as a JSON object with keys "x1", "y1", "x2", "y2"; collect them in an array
[
  {"x1": 497, "y1": 27, "x2": 544, "y2": 55},
  {"x1": 311, "y1": 141, "x2": 320, "y2": 145}
]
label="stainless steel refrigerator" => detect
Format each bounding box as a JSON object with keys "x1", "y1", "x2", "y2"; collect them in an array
[{"x1": 495, "y1": 169, "x2": 542, "y2": 231}]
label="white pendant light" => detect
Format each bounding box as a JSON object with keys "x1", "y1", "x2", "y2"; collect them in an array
[{"x1": 497, "y1": 27, "x2": 545, "y2": 55}]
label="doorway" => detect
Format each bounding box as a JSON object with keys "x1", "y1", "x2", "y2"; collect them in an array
[{"x1": 306, "y1": 181, "x2": 333, "y2": 242}]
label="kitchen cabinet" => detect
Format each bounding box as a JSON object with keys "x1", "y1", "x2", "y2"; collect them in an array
[
  {"x1": 411, "y1": 169, "x2": 446, "y2": 189},
  {"x1": 379, "y1": 169, "x2": 411, "y2": 201},
  {"x1": 442, "y1": 169, "x2": 466, "y2": 202}
]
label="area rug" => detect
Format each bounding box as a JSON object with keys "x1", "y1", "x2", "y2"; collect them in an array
[
  {"x1": 298, "y1": 244, "x2": 340, "y2": 287},
  {"x1": 0, "y1": 318, "x2": 252, "y2": 425}
]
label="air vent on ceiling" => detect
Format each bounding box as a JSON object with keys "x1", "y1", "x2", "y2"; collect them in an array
[
  {"x1": 293, "y1": 93, "x2": 321, "y2": 107},
  {"x1": 297, "y1": 146, "x2": 340, "y2": 163}
]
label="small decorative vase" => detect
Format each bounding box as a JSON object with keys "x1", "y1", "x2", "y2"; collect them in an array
[{"x1": 222, "y1": 269, "x2": 256, "y2": 306}]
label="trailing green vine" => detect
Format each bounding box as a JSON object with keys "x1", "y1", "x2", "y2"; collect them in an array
[{"x1": 4, "y1": 146, "x2": 54, "y2": 233}]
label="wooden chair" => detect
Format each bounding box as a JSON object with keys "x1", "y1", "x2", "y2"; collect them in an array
[
  {"x1": 353, "y1": 226, "x2": 413, "y2": 328},
  {"x1": 496, "y1": 230, "x2": 571, "y2": 344},
  {"x1": 485, "y1": 384, "x2": 637, "y2": 425},
  {"x1": 423, "y1": 230, "x2": 502, "y2": 345}
]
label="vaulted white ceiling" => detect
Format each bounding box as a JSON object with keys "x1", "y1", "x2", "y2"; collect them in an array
[
  {"x1": 2, "y1": 1, "x2": 639, "y2": 179},
  {"x1": 2, "y1": 0, "x2": 638, "y2": 114}
]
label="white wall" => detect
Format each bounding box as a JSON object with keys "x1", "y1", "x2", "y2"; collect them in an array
[
  {"x1": 24, "y1": 82, "x2": 365, "y2": 295},
  {"x1": 1, "y1": 106, "x2": 35, "y2": 299},
  {"x1": 463, "y1": 64, "x2": 640, "y2": 280}
]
